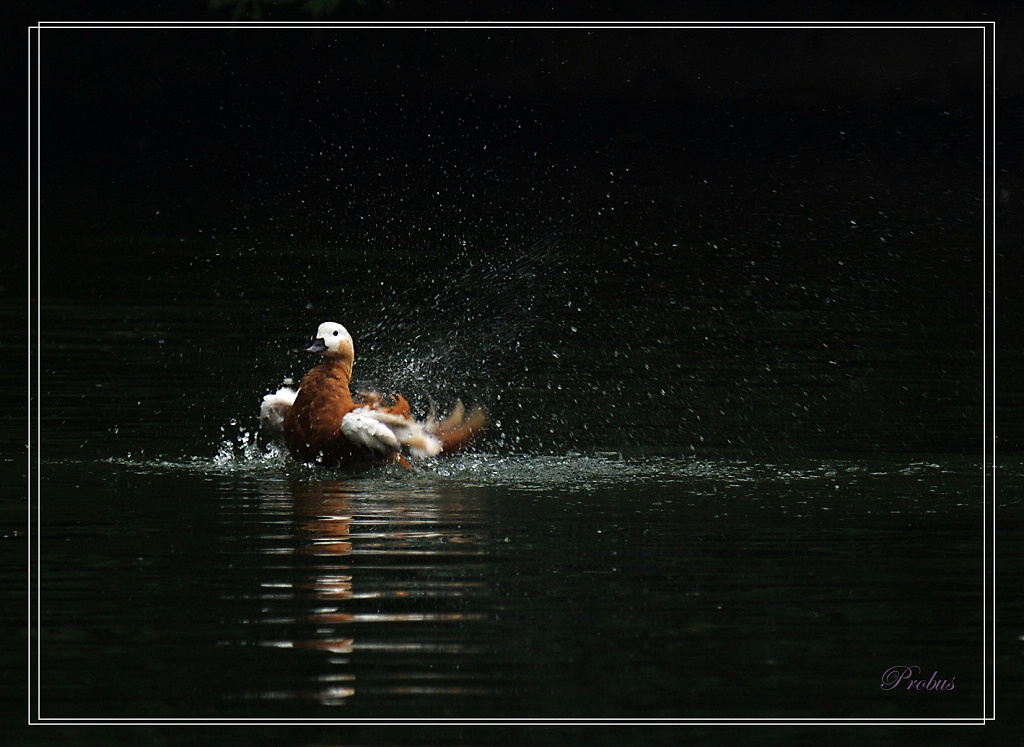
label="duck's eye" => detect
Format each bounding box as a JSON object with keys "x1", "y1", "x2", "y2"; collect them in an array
[{"x1": 333, "y1": 330, "x2": 339, "y2": 336}]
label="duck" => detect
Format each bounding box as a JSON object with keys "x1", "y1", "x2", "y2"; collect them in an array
[{"x1": 259, "y1": 321, "x2": 486, "y2": 468}]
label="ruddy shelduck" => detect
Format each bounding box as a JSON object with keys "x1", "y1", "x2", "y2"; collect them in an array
[{"x1": 260, "y1": 322, "x2": 486, "y2": 468}]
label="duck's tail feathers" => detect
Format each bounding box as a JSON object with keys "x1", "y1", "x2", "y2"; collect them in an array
[{"x1": 430, "y1": 400, "x2": 487, "y2": 455}]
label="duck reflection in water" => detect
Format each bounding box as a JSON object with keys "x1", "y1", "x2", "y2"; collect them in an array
[{"x1": 245, "y1": 477, "x2": 492, "y2": 706}]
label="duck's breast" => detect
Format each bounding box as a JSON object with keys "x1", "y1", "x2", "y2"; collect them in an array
[{"x1": 284, "y1": 372, "x2": 356, "y2": 459}]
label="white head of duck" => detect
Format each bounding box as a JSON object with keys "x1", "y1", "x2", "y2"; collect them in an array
[{"x1": 306, "y1": 321, "x2": 354, "y2": 361}]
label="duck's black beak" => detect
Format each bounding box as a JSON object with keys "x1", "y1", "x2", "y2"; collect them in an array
[{"x1": 306, "y1": 337, "x2": 328, "y2": 354}]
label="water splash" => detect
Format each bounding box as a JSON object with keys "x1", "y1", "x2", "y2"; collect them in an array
[
  {"x1": 211, "y1": 421, "x2": 283, "y2": 472},
  {"x1": 350, "y1": 231, "x2": 576, "y2": 403},
  {"x1": 103, "y1": 422, "x2": 300, "y2": 475}
]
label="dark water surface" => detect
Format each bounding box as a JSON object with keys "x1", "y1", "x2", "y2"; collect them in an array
[
  {"x1": 13, "y1": 20, "x2": 1021, "y2": 745},
  {"x1": 38, "y1": 450, "x2": 986, "y2": 721}
]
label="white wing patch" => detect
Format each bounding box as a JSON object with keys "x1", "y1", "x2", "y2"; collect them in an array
[
  {"x1": 259, "y1": 387, "x2": 298, "y2": 439},
  {"x1": 342, "y1": 409, "x2": 403, "y2": 454},
  {"x1": 341, "y1": 407, "x2": 444, "y2": 460}
]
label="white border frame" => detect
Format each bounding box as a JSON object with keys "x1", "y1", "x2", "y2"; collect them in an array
[{"x1": 26, "y1": 18, "x2": 997, "y2": 728}]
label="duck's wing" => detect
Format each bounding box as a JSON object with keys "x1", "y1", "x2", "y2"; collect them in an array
[
  {"x1": 259, "y1": 387, "x2": 298, "y2": 440},
  {"x1": 341, "y1": 408, "x2": 403, "y2": 455},
  {"x1": 426, "y1": 400, "x2": 487, "y2": 455},
  {"x1": 341, "y1": 407, "x2": 443, "y2": 460},
  {"x1": 353, "y1": 391, "x2": 413, "y2": 419}
]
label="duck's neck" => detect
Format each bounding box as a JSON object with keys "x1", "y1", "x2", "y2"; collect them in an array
[{"x1": 317, "y1": 357, "x2": 355, "y2": 401}]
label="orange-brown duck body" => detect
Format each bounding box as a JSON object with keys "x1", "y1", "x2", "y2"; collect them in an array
[{"x1": 263, "y1": 322, "x2": 485, "y2": 467}]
